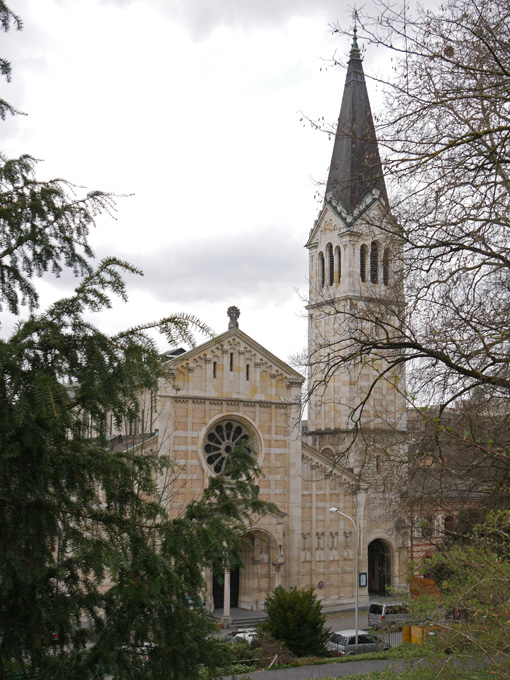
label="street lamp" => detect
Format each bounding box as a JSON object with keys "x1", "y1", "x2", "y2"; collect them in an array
[{"x1": 329, "y1": 506, "x2": 358, "y2": 651}]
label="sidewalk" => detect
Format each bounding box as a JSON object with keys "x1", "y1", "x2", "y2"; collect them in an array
[{"x1": 220, "y1": 658, "x2": 410, "y2": 680}]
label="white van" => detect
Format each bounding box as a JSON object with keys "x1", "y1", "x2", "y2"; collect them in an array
[{"x1": 368, "y1": 603, "x2": 410, "y2": 629}]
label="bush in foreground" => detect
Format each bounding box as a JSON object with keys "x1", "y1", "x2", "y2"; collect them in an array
[{"x1": 259, "y1": 586, "x2": 329, "y2": 657}]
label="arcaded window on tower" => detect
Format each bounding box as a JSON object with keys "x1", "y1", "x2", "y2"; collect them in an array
[
  {"x1": 319, "y1": 252, "x2": 325, "y2": 288},
  {"x1": 335, "y1": 245, "x2": 341, "y2": 281},
  {"x1": 327, "y1": 243, "x2": 334, "y2": 286},
  {"x1": 360, "y1": 245, "x2": 367, "y2": 282},
  {"x1": 370, "y1": 241, "x2": 379, "y2": 284},
  {"x1": 382, "y1": 248, "x2": 389, "y2": 286}
]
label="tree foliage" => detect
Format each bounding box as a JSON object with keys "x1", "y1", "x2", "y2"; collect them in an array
[
  {"x1": 405, "y1": 511, "x2": 510, "y2": 680},
  {"x1": 259, "y1": 586, "x2": 329, "y2": 657},
  {"x1": 0, "y1": 7, "x2": 272, "y2": 679}
]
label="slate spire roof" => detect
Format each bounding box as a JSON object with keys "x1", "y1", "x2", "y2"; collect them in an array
[{"x1": 325, "y1": 28, "x2": 388, "y2": 215}]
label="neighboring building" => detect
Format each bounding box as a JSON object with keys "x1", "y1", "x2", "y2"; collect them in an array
[
  {"x1": 112, "y1": 32, "x2": 410, "y2": 623},
  {"x1": 406, "y1": 401, "x2": 510, "y2": 564}
]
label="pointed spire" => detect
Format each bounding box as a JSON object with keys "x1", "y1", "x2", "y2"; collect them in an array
[{"x1": 325, "y1": 27, "x2": 388, "y2": 215}]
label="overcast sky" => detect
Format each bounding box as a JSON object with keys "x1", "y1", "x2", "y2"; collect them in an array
[{"x1": 2, "y1": 0, "x2": 389, "y2": 365}]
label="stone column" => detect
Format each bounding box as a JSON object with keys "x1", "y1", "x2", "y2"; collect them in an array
[{"x1": 222, "y1": 569, "x2": 232, "y2": 628}]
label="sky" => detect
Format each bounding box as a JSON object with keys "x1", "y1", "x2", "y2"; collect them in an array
[{"x1": 2, "y1": 0, "x2": 389, "y2": 366}]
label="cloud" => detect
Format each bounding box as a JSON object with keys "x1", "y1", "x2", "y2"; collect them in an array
[
  {"x1": 109, "y1": 228, "x2": 308, "y2": 306},
  {"x1": 98, "y1": 0, "x2": 346, "y2": 39}
]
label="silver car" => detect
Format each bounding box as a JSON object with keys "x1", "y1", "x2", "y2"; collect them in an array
[
  {"x1": 368, "y1": 603, "x2": 411, "y2": 629},
  {"x1": 327, "y1": 629, "x2": 386, "y2": 656}
]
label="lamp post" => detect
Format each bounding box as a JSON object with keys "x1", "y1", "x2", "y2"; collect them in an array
[{"x1": 330, "y1": 507, "x2": 359, "y2": 652}]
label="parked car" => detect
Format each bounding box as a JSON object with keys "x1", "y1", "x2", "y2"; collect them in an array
[
  {"x1": 327, "y1": 629, "x2": 387, "y2": 655},
  {"x1": 368, "y1": 603, "x2": 411, "y2": 629},
  {"x1": 119, "y1": 643, "x2": 156, "y2": 664},
  {"x1": 231, "y1": 629, "x2": 257, "y2": 645}
]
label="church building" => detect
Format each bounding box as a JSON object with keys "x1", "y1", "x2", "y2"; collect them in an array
[{"x1": 119, "y1": 32, "x2": 410, "y2": 624}]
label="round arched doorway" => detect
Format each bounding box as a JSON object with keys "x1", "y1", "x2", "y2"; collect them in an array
[
  {"x1": 368, "y1": 539, "x2": 391, "y2": 596},
  {"x1": 212, "y1": 530, "x2": 280, "y2": 612}
]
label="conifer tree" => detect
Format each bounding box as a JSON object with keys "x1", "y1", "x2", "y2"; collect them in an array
[
  {"x1": 0, "y1": 5, "x2": 272, "y2": 678},
  {"x1": 260, "y1": 587, "x2": 329, "y2": 657}
]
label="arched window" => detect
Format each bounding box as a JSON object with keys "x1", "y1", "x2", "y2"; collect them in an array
[
  {"x1": 434, "y1": 515, "x2": 443, "y2": 537},
  {"x1": 370, "y1": 241, "x2": 379, "y2": 284},
  {"x1": 335, "y1": 245, "x2": 341, "y2": 281},
  {"x1": 360, "y1": 245, "x2": 367, "y2": 282},
  {"x1": 326, "y1": 243, "x2": 334, "y2": 286},
  {"x1": 383, "y1": 248, "x2": 390, "y2": 286},
  {"x1": 318, "y1": 252, "x2": 325, "y2": 288},
  {"x1": 444, "y1": 515, "x2": 456, "y2": 535},
  {"x1": 422, "y1": 516, "x2": 433, "y2": 540}
]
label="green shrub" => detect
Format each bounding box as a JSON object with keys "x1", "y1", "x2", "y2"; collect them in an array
[{"x1": 259, "y1": 586, "x2": 329, "y2": 656}]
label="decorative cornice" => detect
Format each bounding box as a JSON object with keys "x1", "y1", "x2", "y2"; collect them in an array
[{"x1": 161, "y1": 396, "x2": 301, "y2": 407}]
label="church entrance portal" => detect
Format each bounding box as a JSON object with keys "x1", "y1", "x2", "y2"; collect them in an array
[
  {"x1": 368, "y1": 539, "x2": 391, "y2": 596},
  {"x1": 213, "y1": 565, "x2": 239, "y2": 609},
  {"x1": 211, "y1": 530, "x2": 280, "y2": 611}
]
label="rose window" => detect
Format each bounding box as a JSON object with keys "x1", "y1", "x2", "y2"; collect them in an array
[{"x1": 203, "y1": 420, "x2": 251, "y2": 474}]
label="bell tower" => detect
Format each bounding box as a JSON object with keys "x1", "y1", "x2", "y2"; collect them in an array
[{"x1": 305, "y1": 29, "x2": 406, "y2": 464}]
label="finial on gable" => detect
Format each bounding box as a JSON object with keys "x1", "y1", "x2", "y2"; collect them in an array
[{"x1": 227, "y1": 306, "x2": 240, "y2": 330}]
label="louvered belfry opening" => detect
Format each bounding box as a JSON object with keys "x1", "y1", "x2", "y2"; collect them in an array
[
  {"x1": 370, "y1": 241, "x2": 379, "y2": 284},
  {"x1": 360, "y1": 244, "x2": 367, "y2": 282}
]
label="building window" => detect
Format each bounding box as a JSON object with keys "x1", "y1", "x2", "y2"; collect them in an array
[
  {"x1": 203, "y1": 420, "x2": 251, "y2": 475},
  {"x1": 444, "y1": 515, "x2": 456, "y2": 535},
  {"x1": 370, "y1": 241, "x2": 379, "y2": 283},
  {"x1": 336, "y1": 245, "x2": 341, "y2": 281},
  {"x1": 422, "y1": 516, "x2": 433, "y2": 540},
  {"x1": 319, "y1": 252, "x2": 325, "y2": 288},
  {"x1": 360, "y1": 245, "x2": 367, "y2": 282},
  {"x1": 434, "y1": 515, "x2": 443, "y2": 537},
  {"x1": 230, "y1": 352, "x2": 234, "y2": 371},
  {"x1": 383, "y1": 248, "x2": 389, "y2": 286},
  {"x1": 327, "y1": 243, "x2": 334, "y2": 286},
  {"x1": 246, "y1": 364, "x2": 250, "y2": 380},
  {"x1": 213, "y1": 361, "x2": 217, "y2": 378}
]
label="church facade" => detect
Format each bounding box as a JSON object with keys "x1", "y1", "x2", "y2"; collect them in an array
[{"x1": 118, "y1": 33, "x2": 410, "y2": 622}]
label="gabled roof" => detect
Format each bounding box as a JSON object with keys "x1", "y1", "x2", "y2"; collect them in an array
[
  {"x1": 305, "y1": 195, "x2": 385, "y2": 249},
  {"x1": 325, "y1": 29, "x2": 388, "y2": 215},
  {"x1": 164, "y1": 327, "x2": 305, "y2": 383},
  {"x1": 302, "y1": 442, "x2": 367, "y2": 488}
]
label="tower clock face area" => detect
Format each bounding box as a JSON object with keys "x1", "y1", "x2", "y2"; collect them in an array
[{"x1": 203, "y1": 420, "x2": 251, "y2": 474}]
